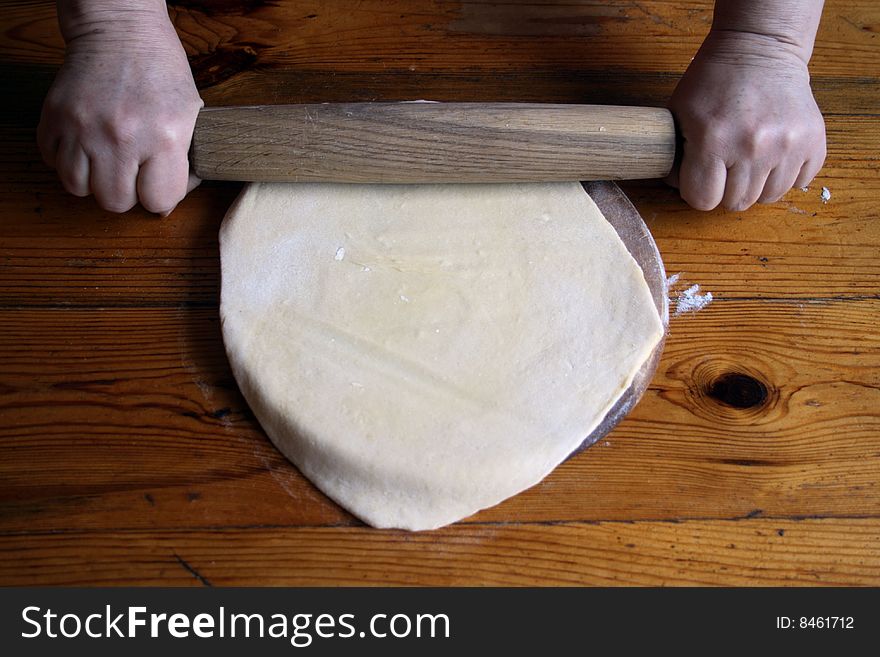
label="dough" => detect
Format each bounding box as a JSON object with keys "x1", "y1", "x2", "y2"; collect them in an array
[{"x1": 220, "y1": 182, "x2": 663, "y2": 530}]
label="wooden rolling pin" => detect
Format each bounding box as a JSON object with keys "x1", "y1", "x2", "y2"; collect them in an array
[{"x1": 191, "y1": 102, "x2": 675, "y2": 183}]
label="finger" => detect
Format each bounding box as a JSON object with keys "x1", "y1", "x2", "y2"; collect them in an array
[
  {"x1": 136, "y1": 152, "x2": 190, "y2": 215},
  {"x1": 157, "y1": 172, "x2": 201, "y2": 217},
  {"x1": 90, "y1": 157, "x2": 138, "y2": 214},
  {"x1": 795, "y1": 135, "x2": 826, "y2": 189},
  {"x1": 758, "y1": 162, "x2": 801, "y2": 204},
  {"x1": 677, "y1": 148, "x2": 726, "y2": 211},
  {"x1": 794, "y1": 158, "x2": 824, "y2": 190},
  {"x1": 54, "y1": 139, "x2": 91, "y2": 197},
  {"x1": 722, "y1": 162, "x2": 771, "y2": 212}
]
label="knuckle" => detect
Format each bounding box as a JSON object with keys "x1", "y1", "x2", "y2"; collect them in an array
[
  {"x1": 738, "y1": 128, "x2": 771, "y2": 158},
  {"x1": 102, "y1": 113, "x2": 140, "y2": 149},
  {"x1": 154, "y1": 124, "x2": 188, "y2": 151},
  {"x1": 42, "y1": 96, "x2": 89, "y2": 135},
  {"x1": 48, "y1": 99, "x2": 92, "y2": 133},
  {"x1": 67, "y1": 107, "x2": 92, "y2": 133},
  {"x1": 42, "y1": 91, "x2": 68, "y2": 119},
  {"x1": 100, "y1": 113, "x2": 192, "y2": 156},
  {"x1": 696, "y1": 129, "x2": 729, "y2": 158},
  {"x1": 778, "y1": 128, "x2": 797, "y2": 150}
]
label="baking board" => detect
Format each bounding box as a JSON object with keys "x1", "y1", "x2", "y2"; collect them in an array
[{"x1": 572, "y1": 181, "x2": 668, "y2": 455}]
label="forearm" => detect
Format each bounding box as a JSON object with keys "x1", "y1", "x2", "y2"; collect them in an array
[
  {"x1": 710, "y1": 1, "x2": 824, "y2": 64},
  {"x1": 56, "y1": 0, "x2": 171, "y2": 44}
]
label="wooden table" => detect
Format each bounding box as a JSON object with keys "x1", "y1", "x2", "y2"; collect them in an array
[{"x1": 1, "y1": 1, "x2": 877, "y2": 586}]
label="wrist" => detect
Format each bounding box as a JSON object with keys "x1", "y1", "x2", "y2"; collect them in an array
[
  {"x1": 57, "y1": 0, "x2": 171, "y2": 44},
  {"x1": 709, "y1": 1, "x2": 823, "y2": 66},
  {"x1": 698, "y1": 28, "x2": 811, "y2": 76}
]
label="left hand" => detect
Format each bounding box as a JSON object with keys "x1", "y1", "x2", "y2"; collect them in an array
[{"x1": 667, "y1": 30, "x2": 826, "y2": 212}]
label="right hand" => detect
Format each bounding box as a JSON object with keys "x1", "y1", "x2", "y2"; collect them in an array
[
  {"x1": 37, "y1": 7, "x2": 203, "y2": 216},
  {"x1": 666, "y1": 30, "x2": 826, "y2": 212}
]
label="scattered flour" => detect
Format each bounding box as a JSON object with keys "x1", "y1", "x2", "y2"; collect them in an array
[
  {"x1": 820, "y1": 187, "x2": 831, "y2": 203},
  {"x1": 667, "y1": 273, "x2": 713, "y2": 316},
  {"x1": 674, "y1": 284, "x2": 713, "y2": 316}
]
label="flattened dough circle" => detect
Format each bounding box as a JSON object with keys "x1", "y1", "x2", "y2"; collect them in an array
[{"x1": 220, "y1": 182, "x2": 664, "y2": 530}]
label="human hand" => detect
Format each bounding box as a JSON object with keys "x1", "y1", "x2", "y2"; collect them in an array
[
  {"x1": 667, "y1": 30, "x2": 826, "y2": 211},
  {"x1": 38, "y1": 4, "x2": 203, "y2": 215}
]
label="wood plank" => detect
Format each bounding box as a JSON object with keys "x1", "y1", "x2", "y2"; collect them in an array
[
  {"x1": 2, "y1": 1, "x2": 877, "y2": 79},
  {"x1": 1, "y1": 299, "x2": 877, "y2": 531},
  {"x1": 5, "y1": 60, "x2": 878, "y2": 119},
  {"x1": 0, "y1": 180, "x2": 234, "y2": 307},
  {"x1": 1, "y1": 518, "x2": 877, "y2": 586},
  {"x1": 0, "y1": 306, "x2": 350, "y2": 528},
  {"x1": 197, "y1": 71, "x2": 880, "y2": 115},
  {"x1": 627, "y1": 178, "x2": 880, "y2": 299}
]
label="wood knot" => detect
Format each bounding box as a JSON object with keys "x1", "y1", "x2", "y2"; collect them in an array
[
  {"x1": 679, "y1": 360, "x2": 778, "y2": 424},
  {"x1": 706, "y1": 372, "x2": 769, "y2": 409}
]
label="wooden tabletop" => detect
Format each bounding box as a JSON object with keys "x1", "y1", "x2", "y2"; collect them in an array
[{"x1": 1, "y1": 0, "x2": 878, "y2": 586}]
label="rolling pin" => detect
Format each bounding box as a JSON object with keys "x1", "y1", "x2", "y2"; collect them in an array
[{"x1": 191, "y1": 102, "x2": 675, "y2": 183}]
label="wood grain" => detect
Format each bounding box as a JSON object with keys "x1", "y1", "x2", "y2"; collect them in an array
[
  {"x1": 1, "y1": 299, "x2": 877, "y2": 531},
  {"x1": 192, "y1": 102, "x2": 675, "y2": 182},
  {"x1": 0, "y1": 519, "x2": 877, "y2": 586},
  {"x1": 0, "y1": 0, "x2": 878, "y2": 586},
  {"x1": 3, "y1": 176, "x2": 876, "y2": 305},
  {"x1": 6, "y1": 0, "x2": 876, "y2": 77}
]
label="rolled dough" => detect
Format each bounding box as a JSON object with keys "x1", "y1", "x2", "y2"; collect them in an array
[{"x1": 220, "y1": 182, "x2": 664, "y2": 530}]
